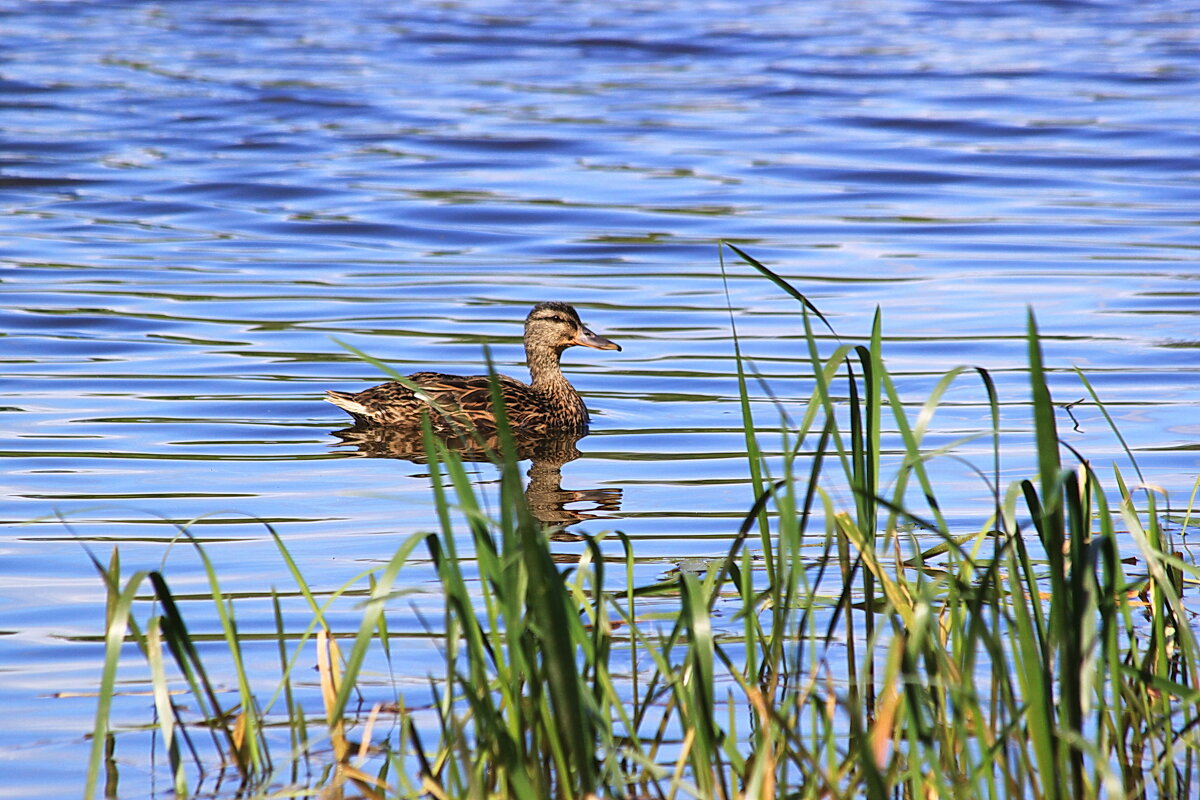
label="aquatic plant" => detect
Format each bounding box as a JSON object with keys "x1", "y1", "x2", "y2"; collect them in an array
[{"x1": 85, "y1": 244, "x2": 1200, "y2": 799}]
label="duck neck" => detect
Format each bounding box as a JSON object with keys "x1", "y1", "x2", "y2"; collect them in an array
[{"x1": 526, "y1": 343, "x2": 588, "y2": 423}]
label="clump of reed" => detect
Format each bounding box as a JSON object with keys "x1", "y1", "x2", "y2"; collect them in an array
[{"x1": 85, "y1": 245, "x2": 1200, "y2": 799}]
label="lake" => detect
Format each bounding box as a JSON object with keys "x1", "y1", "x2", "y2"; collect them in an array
[{"x1": 2, "y1": 0, "x2": 1199, "y2": 796}]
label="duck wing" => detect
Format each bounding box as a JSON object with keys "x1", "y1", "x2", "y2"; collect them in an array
[
  {"x1": 408, "y1": 371, "x2": 554, "y2": 431},
  {"x1": 326, "y1": 372, "x2": 552, "y2": 431}
]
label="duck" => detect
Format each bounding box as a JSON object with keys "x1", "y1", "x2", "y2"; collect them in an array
[{"x1": 325, "y1": 302, "x2": 621, "y2": 433}]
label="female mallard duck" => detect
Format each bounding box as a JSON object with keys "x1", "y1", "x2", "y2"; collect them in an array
[{"x1": 325, "y1": 302, "x2": 620, "y2": 432}]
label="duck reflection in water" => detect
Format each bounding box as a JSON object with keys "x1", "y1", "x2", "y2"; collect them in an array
[
  {"x1": 325, "y1": 303, "x2": 623, "y2": 533},
  {"x1": 329, "y1": 426, "x2": 622, "y2": 533}
]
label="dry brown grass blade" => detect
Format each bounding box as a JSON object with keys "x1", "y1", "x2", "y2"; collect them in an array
[
  {"x1": 870, "y1": 687, "x2": 899, "y2": 770},
  {"x1": 747, "y1": 687, "x2": 777, "y2": 800},
  {"x1": 317, "y1": 629, "x2": 348, "y2": 762}
]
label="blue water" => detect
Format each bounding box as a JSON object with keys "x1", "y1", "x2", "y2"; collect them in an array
[{"x1": 2, "y1": 0, "x2": 1199, "y2": 795}]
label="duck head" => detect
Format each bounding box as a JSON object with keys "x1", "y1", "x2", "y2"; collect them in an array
[{"x1": 525, "y1": 302, "x2": 621, "y2": 354}]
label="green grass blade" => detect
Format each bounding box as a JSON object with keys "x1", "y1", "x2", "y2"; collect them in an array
[
  {"x1": 146, "y1": 616, "x2": 189, "y2": 797},
  {"x1": 330, "y1": 531, "x2": 429, "y2": 723},
  {"x1": 723, "y1": 241, "x2": 836, "y2": 335},
  {"x1": 85, "y1": 568, "x2": 151, "y2": 800}
]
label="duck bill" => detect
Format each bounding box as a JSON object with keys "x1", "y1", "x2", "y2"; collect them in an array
[{"x1": 573, "y1": 327, "x2": 621, "y2": 351}]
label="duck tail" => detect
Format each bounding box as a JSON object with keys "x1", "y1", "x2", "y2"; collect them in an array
[{"x1": 325, "y1": 390, "x2": 376, "y2": 424}]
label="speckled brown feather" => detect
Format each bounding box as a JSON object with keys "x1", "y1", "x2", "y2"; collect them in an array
[
  {"x1": 326, "y1": 372, "x2": 564, "y2": 432},
  {"x1": 325, "y1": 302, "x2": 620, "y2": 433}
]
